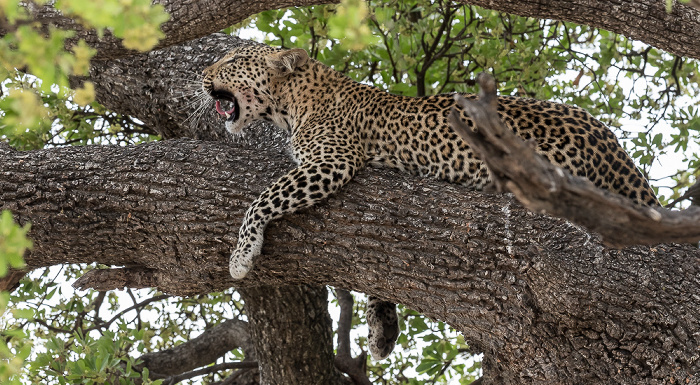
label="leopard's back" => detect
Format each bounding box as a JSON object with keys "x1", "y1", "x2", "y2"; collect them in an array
[{"x1": 355, "y1": 91, "x2": 657, "y2": 206}]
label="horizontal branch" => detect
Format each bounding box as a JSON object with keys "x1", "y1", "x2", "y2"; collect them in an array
[
  {"x1": 159, "y1": 361, "x2": 258, "y2": 384},
  {"x1": 458, "y1": 0, "x2": 700, "y2": 59},
  {"x1": 2, "y1": 139, "x2": 698, "y2": 383},
  {"x1": 138, "y1": 319, "x2": 254, "y2": 377},
  {"x1": 12, "y1": 0, "x2": 338, "y2": 60},
  {"x1": 7, "y1": 0, "x2": 700, "y2": 61},
  {"x1": 449, "y1": 73, "x2": 700, "y2": 247}
]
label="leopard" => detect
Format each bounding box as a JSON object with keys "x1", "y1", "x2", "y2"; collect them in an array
[{"x1": 201, "y1": 43, "x2": 658, "y2": 361}]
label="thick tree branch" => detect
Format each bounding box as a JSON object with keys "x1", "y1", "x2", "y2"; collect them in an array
[
  {"x1": 160, "y1": 362, "x2": 258, "y2": 384},
  {"x1": 7, "y1": 0, "x2": 700, "y2": 61},
  {"x1": 455, "y1": 0, "x2": 700, "y2": 59},
  {"x1": 239, "y1": 285, "x2": 348, "y2": 384},
  {"x1": 4, "y1": 5, "x2": 699, "y2": 381},
  {"x1": 449, "y1": 73, "x2": 700, "y2": 247},
  {"x1": 77, "y1": 34, "x2": 345, "y2": 385},
  {"x1": 690, "y1": 0, "x2": 700, "y2": 12},
  {"x1": 2, "y1": 139, "x2": 698, "y2": 384},
  {"x1": 81, "y1": 34, "x2": 243, "y2": 142},
  {"x1": 10, "y1": 1, "x2": 337, "y2": 60},
  {"x1": 137, "y1": 319, "x2": 254, "y2": 377}
]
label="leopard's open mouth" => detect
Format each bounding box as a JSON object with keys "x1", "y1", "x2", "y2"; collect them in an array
[{"x1": 212, "y1": 90, "x2": 239, "y2": 123}]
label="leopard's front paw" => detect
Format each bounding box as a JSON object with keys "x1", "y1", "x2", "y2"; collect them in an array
[{"x1": 229, "y1": 247, "x2": 254, "y2": 280}]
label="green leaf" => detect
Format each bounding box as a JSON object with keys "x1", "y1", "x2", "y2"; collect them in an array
[
  {"x1": 0, "y1": 211, "x2": 32, "y2": 277},
  {"x1": 415, "y1": 358, "x2": 441, "y2": 373}
]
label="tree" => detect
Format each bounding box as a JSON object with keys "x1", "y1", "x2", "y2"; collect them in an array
[{"x1": 1, "y1": 1, "x2": 700, "y2": 384}]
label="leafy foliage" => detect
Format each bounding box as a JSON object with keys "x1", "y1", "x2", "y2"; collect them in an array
[
  {"x1": 0, "y1": 211, "x2": 30, "y2": 277},
  {"x1": 0, "y1": 0, "x2": 166, "y2": 150},
  {"x1": 327, "y1": 0, "x2": 379, "y2": 50},
  {"x1": 0, "y1": 211, "x2": 32, "y2": 385},
  {"x1": 344, "y1": 298, "x2": 480, "y2": 383},
  {"x1": 4, "y1": 263, "x2": 248, "y2": 384},
  {"x1": 1, "y1": 74, "x2": 158, "y2": 150}
]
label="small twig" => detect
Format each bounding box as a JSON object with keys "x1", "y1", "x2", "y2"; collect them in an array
[
  {"x1": 89, "y1": 294, "x2": 170, "y2": 332},
  {"x1": 449, "y1": 73, "x2": 700, "y2": 247},
  {"x1": 665, "y1": 179, "x2": 700, "y2": 208},
  {"x1": 161, "y1": 361, "x2": 258, "y2": 384},
  {"x1": 215, "y1": 367, "x2": 249, "y2": 385}
]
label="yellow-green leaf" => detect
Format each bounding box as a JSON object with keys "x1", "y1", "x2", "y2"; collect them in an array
[{"x1": 73, "y1": 81, "x2": 96, "y2": 106}]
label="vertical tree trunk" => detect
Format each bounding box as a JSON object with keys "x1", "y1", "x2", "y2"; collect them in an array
[{"x1": 240, "y1": 286, "x2": 347, "y2": 384}]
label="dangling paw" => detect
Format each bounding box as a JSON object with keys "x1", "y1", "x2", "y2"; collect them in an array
[
  {"x1": 367, "y1": 297, "x2": 400, "y2": 360},
  {"x1": 229, "y1": 248, "x2": 252, "y2": 279},
  {"x1": 229, "y1": 232, "x2": 264, "y2": 280}
]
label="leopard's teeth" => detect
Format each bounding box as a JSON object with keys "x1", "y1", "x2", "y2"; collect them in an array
[{"x1": 225, "y1": 112, "x2": 231, "y2": 119}]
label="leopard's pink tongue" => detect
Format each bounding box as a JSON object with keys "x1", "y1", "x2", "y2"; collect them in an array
[{"x1": 215, "y1": 100, "x2": 236, "y2": 117}]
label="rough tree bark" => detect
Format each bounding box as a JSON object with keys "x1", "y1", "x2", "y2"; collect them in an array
[
  {"x1": 239, "y1": 286, "x2": 347, "y2": 385},
  {"x1": 3, "y1": 0, "x2": 336, "y2": 60},
  {"x1": 456, "y1": 0, "x2": 700, "y2": 60},
  {"x1": 136, "y1": 319, "x2": 259, "y2": 384},
  {"x1": 3, "y1": 135, "x2": 699, "y2": 384},
  {"x1": 73, "y1": 35, "x2": 353, "y2": 384},
  {"x1": 3, "y1": 0, "x2": 700, "y2": 384}
]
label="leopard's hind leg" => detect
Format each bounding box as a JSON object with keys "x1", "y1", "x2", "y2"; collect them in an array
[{"x1": 367, "y1": 296, "x2": 400, "y2": 360}]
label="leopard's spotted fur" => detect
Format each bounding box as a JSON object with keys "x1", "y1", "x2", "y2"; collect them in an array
[{"x1": 202, "y1": 43, "x2": 658, "y2": 360}]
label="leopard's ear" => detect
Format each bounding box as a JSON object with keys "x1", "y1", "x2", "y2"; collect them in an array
[{"x1": 266, "y1": 48, "x2": 309, "y2": 77}]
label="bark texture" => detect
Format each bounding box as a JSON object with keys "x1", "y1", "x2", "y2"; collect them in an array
[
  {"x1": 137, "y1": 319, "x2": 254, "y2": 377},
  {"x1": 2, "y1": 140, "x2": 699, "y2": 384},
  {"x1": 81, "y1": 35, "x2": 348, "y2": 384},
  {"x1": 81, "y1": 33, "x2": 242, "y2": 142},
  {"x1": 76, "y1": 35, "x2": 350, "y2": 384},
  {"x1": 456, "y1": 0, "x2": 700, "y2": 59},
  {"x1": 240, "y1": 286, "x2": 348, "y2": 385},
  {"x1": 12, "y1": 1, "x2": 335, "y2": 60}
]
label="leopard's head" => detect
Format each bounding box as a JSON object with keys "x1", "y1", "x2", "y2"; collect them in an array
[{"x1": 203, "y1": 44, "x2": 309, "y2": 134}]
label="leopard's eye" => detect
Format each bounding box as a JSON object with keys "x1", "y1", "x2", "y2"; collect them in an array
[{"x1": 225, "y1": 56, "x2": 243, "y2": 66}]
